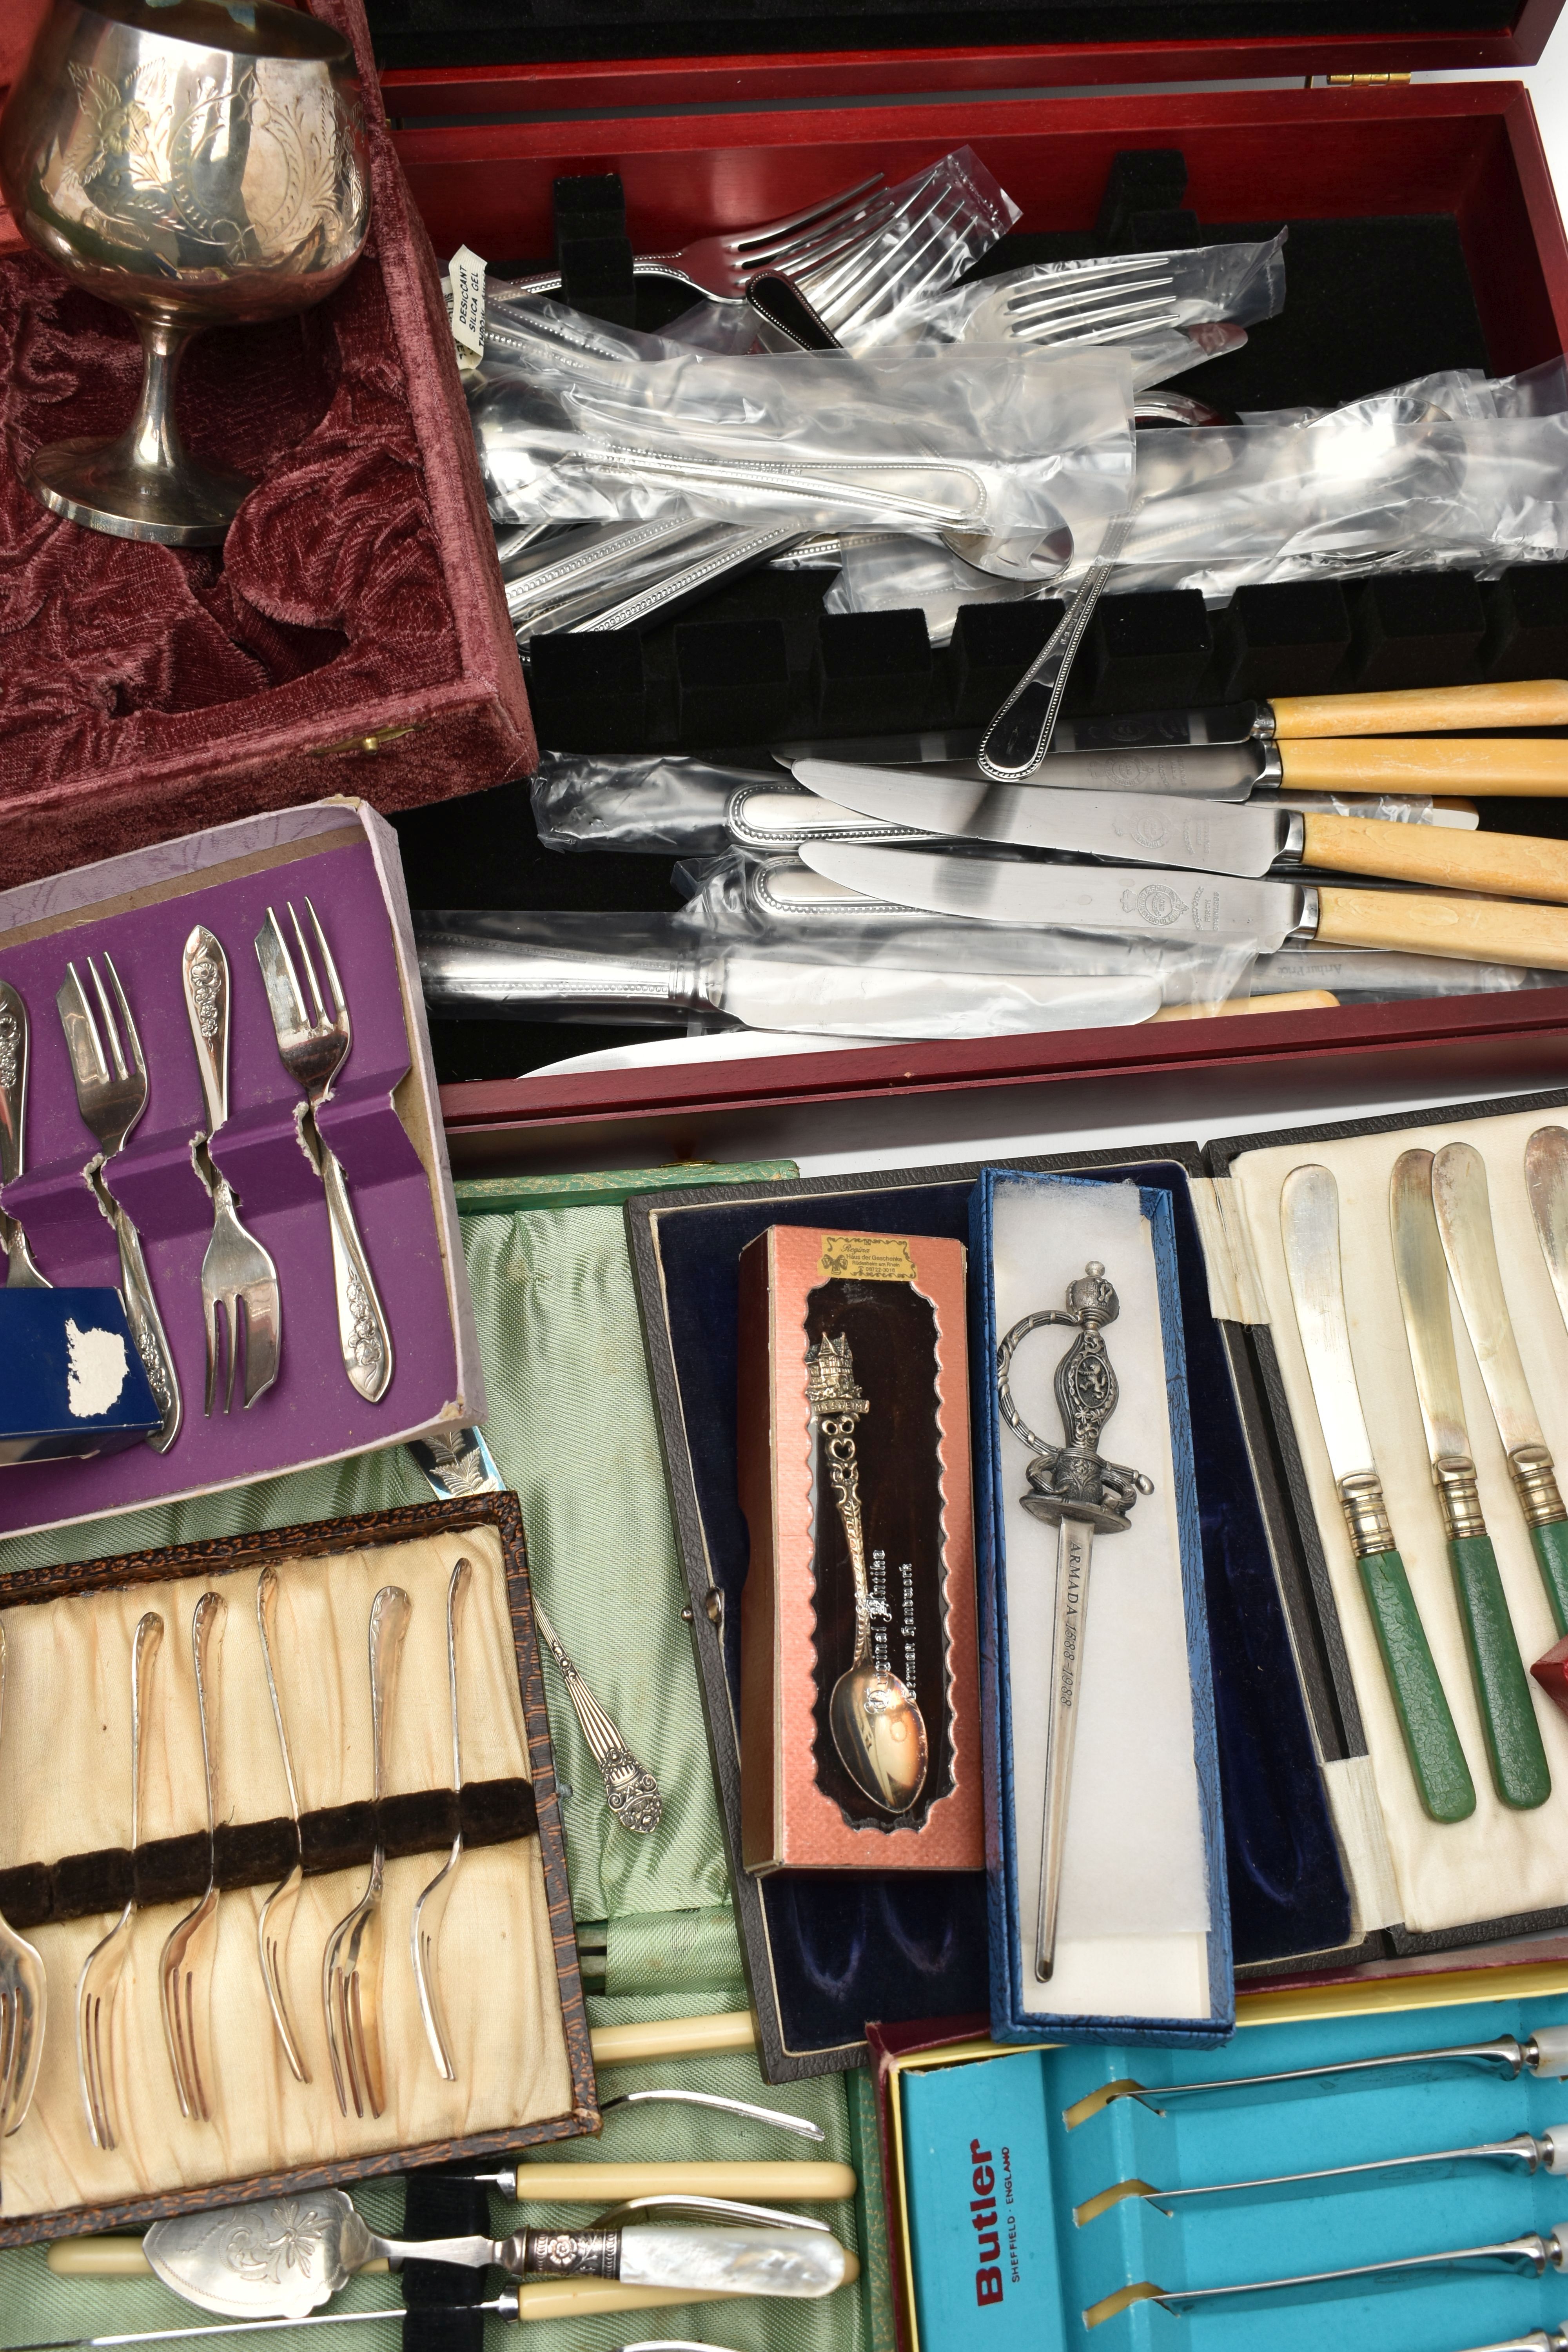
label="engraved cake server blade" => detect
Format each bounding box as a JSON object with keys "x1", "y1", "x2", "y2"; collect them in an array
[
  {"x1": 0, "y1": 1622, "x2": 46, "y2": 2142},
  {"x1": 255, "y1": 1567, "x2": 309, "y2": 2083},
  {"x1": 159, "y1": 1592, "x2": 226, "y2": 2123},
  {"x1": 998, "y1": 1265, "x2": 1152, "y2": 1981},
  {"x1": 1280, "y1": 1163, "x2": 1475, "y2": 1822},
  {"x1": 1433, "y1": 1140, "x2": 1568, "y2": 1636},
  {"x1": 182, "y1": 928, "x2": 280, "y2": 1412},
  {"x1": 75, "y1": 1611, "x2": 162, "y2": 2151},
  {"x1": 0, "y1": 982, "x2": 49, "y2": 1288},
  {"x1": 411, "y1": 1555, "x2": 472, "y2": 2079},
  {"x1": 1390, "y1": 1148, "x2": 1549, "y2": 1808}
]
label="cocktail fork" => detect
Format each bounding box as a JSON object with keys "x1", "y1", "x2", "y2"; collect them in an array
[
  {"x1": 0, "y1": 1624, "x2": 46, "y2": 2152},
  {"x1": 255, "y1": 1568, "x2": 310, "y2": 2083},
  {"x1": 255, "y1": 900, "x2": 392, "y2": 1405},
  {"x1": 75, "y1": 1611, "x2": 163, "y2": 2151},
  {"x1": 56, "y1": 955, "x2": 181, "y2": 1450},
  {"x1": 159, "y1": 1592, "x2": 226, "y2": 2123},
  {"x1": 323, "y1": 1585, "x2": 411, "y2": 2119},
  {"x1": 411, "y1": 1558, "x2": 472, "y2": 2080}
]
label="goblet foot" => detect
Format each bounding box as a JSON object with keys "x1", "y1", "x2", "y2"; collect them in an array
[{"x1": 26, "y1": 433, "x2": 254, "y2": 547}]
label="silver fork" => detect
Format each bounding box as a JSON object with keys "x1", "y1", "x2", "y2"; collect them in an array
[
  {"x1": 323, "y1": 1584, "x2": 411, "y2": 2120},
  {"x1": 182, "y1": 927, "x2": 281, "y2": 1413},
  {"x1": 505, "y1": 171, "x2": 891, "y2": 303},
  {"x1": 256, "y1": 1567, "x2": 310, "y2": 2084},
  {"x1": 0, "y1": 984, "x2": 50, "y2": 1290},
  {"x1": 159, "y1": 1590, "x2": 225, "y2": 2123},
  {"x1": 960, "y1": 252, "x2": 1180, "y2": 348},
  {"x1": 411, "y1": 1556, "x2": 471, "y2": 2080},
  {"x1": 0, "y1": 1624, "x2": 47, "y2": 2160},
  {"x1": 254, "y1": 901, "x2": 392, "y2": 1405},
  {"x1": 56, "y1": 956, "x2": 181, "y2": 1451},
  {"x1": 76, "y1": 1610, "x2": 162, "y2": 2152}
]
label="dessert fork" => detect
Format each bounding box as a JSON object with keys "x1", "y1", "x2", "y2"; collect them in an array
[
  {"x1": 0, "y1": 1624, "x2": 46, "y2": 2152},
  {"x1": 76, "y1": 1610, "x2": 162, "y2": 2151},
  {"x1": 411, "y1": 1556, "x2": 471, "y2": 2080},
  {"x1": 255, "y1": 900, "x2": 392, "y2": 1405},
  {"x1": 255, "y1": 1568, "x2": 310, "y2": 2083},
  {"x1": 182, "y1": 927, "x2": 281, "y2": 1413},
  {"x1": 159, "y1": 1591, "x2": 225, "y2": 2123},
  {"x1": 507, "y1": 171, "x2": 890, "y2": 303},
  {"x1": 323, "y1": 1584, "x2": 411, "y2": 2119},
  {"x1": 56, "y1": 956, "x2": 181, "y2": 1450}
]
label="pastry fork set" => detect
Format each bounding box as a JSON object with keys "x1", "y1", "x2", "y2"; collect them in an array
[{"x1": 0, "y1": 899, "x2": 390, "y2": 1446}]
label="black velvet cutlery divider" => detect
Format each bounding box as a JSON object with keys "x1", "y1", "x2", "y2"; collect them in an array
[{"x1": 0, "y1": 1780, "x2": 538, "y2": 1935}]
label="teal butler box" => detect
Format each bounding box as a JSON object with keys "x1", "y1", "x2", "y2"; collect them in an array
[
  {"x1": 0, "y1": 1288, "x2": 161, "y2": 1464},
  {"x1": 903, "y1": 2047, "x2": 1057, "y2": 2352}
]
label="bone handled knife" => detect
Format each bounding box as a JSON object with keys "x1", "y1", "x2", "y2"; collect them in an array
[
  {"x1": 797, "y1": 840, "x2": 1568, "y2": 971},
  {"x1": 1433, "y1": 1140, "x2": 1568, "y2": 1638},
  {"x1": 791, "y1": 761, "x2": 1568, "y2": 900},
  {"x1": 1390, "y1": 1149, "x2": 1550, "y2": 1808},
  {"x1": 1280, "y1": 1163, "x2": 1475, "y2": 1822}
]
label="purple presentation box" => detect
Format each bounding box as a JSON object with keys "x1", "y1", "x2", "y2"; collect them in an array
[{"x1": 0, "y1": 801, "x2": 483, "y2": 1541}]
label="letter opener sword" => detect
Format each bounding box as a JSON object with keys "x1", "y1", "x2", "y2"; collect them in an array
[
  {"x1": 1279, "y1": 1163, "x2": 1475, "y2": 1822},
  {"x1": 997, "y1": 1262, "x2": 1152, "y2": 1982}
]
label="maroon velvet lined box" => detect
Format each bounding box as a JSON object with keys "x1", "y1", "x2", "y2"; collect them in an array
[{"x1": 0, "y1": 0, "x2": 532, "y2": 893}]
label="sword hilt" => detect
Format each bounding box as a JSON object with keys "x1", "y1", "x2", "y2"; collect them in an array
[{"x1": 998, "y1": 1265, "x2": 1152, "y2": 1531}]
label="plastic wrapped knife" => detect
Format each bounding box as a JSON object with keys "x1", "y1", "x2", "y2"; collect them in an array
[
  {"x1": 1389, "y1": 1147, "x2": 1550, "y2": 1809},
  {"x1": 1433, "y1": 1140, "x2": 1568, "y2": 1636},
  {"x1": 797, "y1": 840, "x2": 1568, "y2": 970},
  {"x1": 1076, "y1": 2120, "x2": 1568, "y2": 2223},
  {"x1": 790, "y1": 762, "x2": 1564, "y2": 898},
  {"x1": 1085, "y1": 2224, "x2": 1568, "y2": 2328},
  {"x1": 1279, "y1": 1161, "x2": 1475, "y2": 1822}
]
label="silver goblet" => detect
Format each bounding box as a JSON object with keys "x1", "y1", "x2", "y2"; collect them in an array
[{"x1": 0, "y1": 0, "x2": 370, "y2": 545}]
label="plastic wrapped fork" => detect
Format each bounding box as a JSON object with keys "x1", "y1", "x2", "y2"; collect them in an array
[{"x1": 902, "y1": 232, "x2": 1287, "y2": 353}]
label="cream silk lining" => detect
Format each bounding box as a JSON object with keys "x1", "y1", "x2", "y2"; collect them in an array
[{"x1": 0, "y1": 1525, "x2": 573, "y2": 2220}]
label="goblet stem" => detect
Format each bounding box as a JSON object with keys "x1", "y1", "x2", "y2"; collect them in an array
[{"x1": 127, "y1": 318, "x2": 195, "y2": 481}]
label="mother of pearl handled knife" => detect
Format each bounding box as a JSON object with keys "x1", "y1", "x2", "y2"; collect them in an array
[
  {"x1": 1390, "y1": 1149, "x2": 1550, "y2": 1808},
  {"x1": 1433, "y1": 1140, "x2": 1568, "y2": 1636},
  {"x1": 1281, "y1": 1163, "x2": 1475, "y2": 1822},
  {"x1": 799, "y1": 840, "x2": 1568, "y2": 971},
  {"x1": 792, "y1": 760, "x2": 1568, "y2": 900}
]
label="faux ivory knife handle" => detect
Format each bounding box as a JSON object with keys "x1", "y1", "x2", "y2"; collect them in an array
[
  {"x1": 1273, "y1": 679, "x2": 1568, "y2": 738},
  {"x1": 1356, "y1": 1543, "x2": 1476, "y2": 1822},
  {"x1": 1314, "y1": 889, "x2": 1568, "y2": 969},
  {"x1": 1447, "y1": 1532, "x2": 1552, "y2": 1809},
  {"x1": 1282, "y1": 737, "x2": 1568, "y2": 793},
  {"x1": 1303, "y1": 813, "x2": 1568, "y2": 904}
]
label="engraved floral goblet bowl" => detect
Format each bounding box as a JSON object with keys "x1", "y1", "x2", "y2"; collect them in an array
[{"x1": 0, "y1": 0, "x2": 370, "y2": 544}]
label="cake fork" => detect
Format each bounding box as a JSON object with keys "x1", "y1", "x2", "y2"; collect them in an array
[
  {"x1": 323, "y1": 1584, "x2": 411, "y2": 2119},
  {"x1": 255, "y1": 900, "x2": 392, "y2": 1405},
  {"x1": 410, "y1": 1557, "x2": 471, "y2": 2080},
  {"x1": 76, "y1": 1610, "x2": 162, "y2": 2151},
  {"x1": 255, "y1": 1568, "x2": 310, "y2": 2083},
  {"x1": 56, "y1": 955, "x2": 181, "y2": 1450},
  {"x1": 182, "y1": 927, "x2": 281, "y2": 1413},
  {"x1": 159, "y1": 1590, "x2": 226, "y2": 2123},
  {"x1": 0, "y1": 1623, "x2": 46, "y2": 2150}
]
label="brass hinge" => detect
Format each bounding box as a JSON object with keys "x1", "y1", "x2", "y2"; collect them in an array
[
  {"x1": 1324, "y1": 71, "x2": 1412, "y2": 83},
  {"x1": 308, "y1": 721, "x2": 425, "y2": 758}
]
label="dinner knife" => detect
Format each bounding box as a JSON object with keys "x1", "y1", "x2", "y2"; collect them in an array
[
  {"x1": 1526, "y1": 1126, "x2": 1568, "y2": 1362},
  {"x1": 1390, "y1": 1149, "x2": 1549, "y2": 1808},
  {"x1": 778, "y1": 679, "x2": 1568, "y2": 770},
  {"x1": 0, "y1": 980, "x2": 49, "y2": 1287},
  {"x1": 798, "y1": 840, "x2": 1568, "y2": 969},
  {"x1": 1433, "y1": 1140, "x2": 1568, "y2": 1636},
  {"x1": 790, "y1": 762, "x2": 1560, "y2": 897},
  {"x1": 414, "y1": 929, "x2": 1163, "y2": 1035},
  {"x1": 1280, "y1": 1162, "x2": 1475, "y2": 1822}
]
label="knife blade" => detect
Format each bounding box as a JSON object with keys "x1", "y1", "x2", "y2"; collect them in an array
[
  {"x1": 1279, "y1": 1162, "x2": 1475, "y2": 1822},
  {"x1": 1434, "y1": 1140, "x2": 1568, "y2": 1637},
  {"x1": 1390, "y1": 1149, "x2": 1550, "y2": 1808},
  {"x1": 797, "y1": 840, "x2": 1568, "y2": 970},
  {"x1": 792, "y1": 762, "x2": 1558, "y2": 897},
  {"x1": 0, "y1": 980, "x2": 49, "y2": 1288}
]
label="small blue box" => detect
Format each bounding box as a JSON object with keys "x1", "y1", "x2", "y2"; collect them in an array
[
  {"x1": 0, "y1": 1288, "x2": 162, "y2": 1465},
  {"x1": 971, "y1": 1167, "x2": 1232, "y2": 2048}
]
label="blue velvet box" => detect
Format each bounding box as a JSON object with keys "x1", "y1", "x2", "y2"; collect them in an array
[
  {"x1": 0, "y1": 1287, "x2": 161, "y2": 1465},
  {"x1": 971, "y1": 1167, "x2": 1233, "y2": 2048}
]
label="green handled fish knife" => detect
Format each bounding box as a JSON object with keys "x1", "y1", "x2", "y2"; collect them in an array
[
  {"x1": 1390, "y1": 1149, "x2": 1550, "y2": 1807},
  {"x1": 1280, "y1": 1163, "x2": 1475, "y2": 1822},
  {"x1": 1432, "y1": 1140, "x2": 1568, "y2": 1636}
]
